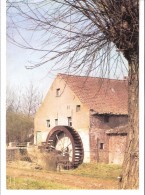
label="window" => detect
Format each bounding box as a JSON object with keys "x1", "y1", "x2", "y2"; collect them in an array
[
  {"x1": 46, "y1": 120, "x2": 50, "y2": 127},
  {"x1": 56, "y1": 88, "x2": 60, "y2": 97},
  {"x1": 76, "y1": 105, "x2": 81, "y2": 112},
  {"x1": 55, "y1": 119, "x2": 58, "y2": 126},
  {"x1": 104, "y1": 115, "x2": 109, "y2": 123},
  {"x1": 68, "y1": 117, "x2": 72, "y2": 126},
  {"x1": 99, "y1": 143, "x2": 104, "y2": 149}
]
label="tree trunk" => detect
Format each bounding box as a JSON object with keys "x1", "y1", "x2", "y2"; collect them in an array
[{"x1": 120, "y1": 57, "x2": 139, "y2": 189}]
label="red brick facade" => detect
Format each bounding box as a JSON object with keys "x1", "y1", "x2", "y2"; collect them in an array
[
  {"x1": 89, "y1": 113, "x2": 128, "y2": 164},
  {"x1": 108, "y1": 134, "x2": 127, "y2": 164}
]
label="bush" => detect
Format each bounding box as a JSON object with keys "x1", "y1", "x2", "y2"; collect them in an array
[{"x1": 27, "y1": 147, "x2": 57, "y2": 171}]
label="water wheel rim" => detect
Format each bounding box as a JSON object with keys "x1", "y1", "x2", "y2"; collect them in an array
[{"x1": 46, "y1": 126, "x2": 84, "y2": 168}]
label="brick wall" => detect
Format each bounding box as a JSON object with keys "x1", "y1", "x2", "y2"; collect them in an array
[
  {"x1": 90, "y1": 114, "x2": 128, "y2": 129},
  {"x1": 108, "y1": 134, "x2": 127, "y2": 164},
  {"x1": 89, "y1": 114, "x2": 128, "y2": 164},
  {"x1": 89, "y1": 128, "x2": 109, "y2": 163}
]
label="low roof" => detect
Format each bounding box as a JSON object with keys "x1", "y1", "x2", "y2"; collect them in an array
[
  {"x1": 106, "y1": 125, "x2": 128, "y2": 135},
  {"x1": 58, "y1": 74, "x2": 128, "y2": 115}
]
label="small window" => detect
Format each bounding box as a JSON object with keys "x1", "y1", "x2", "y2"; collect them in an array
[
  {"x1": 55, "y1": 119, "x2": 58, "y2": 126},
  {"x1": 68, "y1": 117, "x2": 72, "y2": 126},
  {"x1": 46, "y1": 120, "x2": 50, "y2": 127},
  {"x1": 104, "y1": 115, "x2": 109, "y2": 123},
  {"x1": 76, "y1": 105, "x2": 81, "y2": 112},
  {"x1": 56, "y1": 88, "x2": 60, "y2": 97},
  {"x1": 99, "y1": 143, "x2": 104, "y2": 149}
]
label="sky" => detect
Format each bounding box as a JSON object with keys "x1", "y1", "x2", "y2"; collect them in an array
[
  {"x1": 6, "y1": 1, "x2": 129, "y2": 98},
  {"x1": 6, "y1": 0, "x2": 65, "y2": 97},
  {"x1": 7, "y1": 41, "x2": 56, "y2": 97},
  {"x1": 7, "y1": 39, "x2": 128, "y2": 98}
]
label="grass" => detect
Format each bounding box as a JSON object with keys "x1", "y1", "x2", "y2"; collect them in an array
[
  {"x1": 6, "y1": 176, "x2": 79, "y2": 190},
  {"x1": 65, "y1": 163, "x2": 121, "y2": 180},
  {"x1": 6, "y1": 163, "x2": 121, "y2": 189}
]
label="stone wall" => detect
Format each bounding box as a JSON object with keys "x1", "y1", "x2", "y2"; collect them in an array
[
  {"x1": 6, "y1": 148, "x2": 27, "y2": 161},
  {"x1": 6, "y1": 148, "x2": 20, "y2": 161}
]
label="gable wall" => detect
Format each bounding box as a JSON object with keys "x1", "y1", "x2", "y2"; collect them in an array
[{"x1": 34, "y1": 77, "x2": 90, "y2": 162}]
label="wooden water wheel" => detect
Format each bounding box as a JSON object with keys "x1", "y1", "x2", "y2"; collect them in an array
[{"x1": 45, "y1": 126, "x2": 84, "y2": 169}]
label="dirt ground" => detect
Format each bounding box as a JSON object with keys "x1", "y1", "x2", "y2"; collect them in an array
[{"x1": 6, "y1": 161, "x2": 119, "y2": 190}]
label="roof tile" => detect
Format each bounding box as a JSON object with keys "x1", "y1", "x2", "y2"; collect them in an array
[{"x1": 58, "y1": 74, "x2": 128, "y2": 115}]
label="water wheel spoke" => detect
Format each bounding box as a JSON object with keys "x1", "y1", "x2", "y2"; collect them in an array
[
  {"x1": 63, "y1": 142, "x2": 72, "y2": 151},
  {"x1": 65, "y1": 137, "x2": 70, "y2": 148},
  {"x1": 61, "y1": 133, "x2": 65, "y2": 148},
  {"x1": 56, "y1": 134, "x2": 64, "y2": 150}
]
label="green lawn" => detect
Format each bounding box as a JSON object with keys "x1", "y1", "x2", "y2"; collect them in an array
[
  {"x1": 7, "y1": 163, "x2": 121, "y2": 189},
  {"x1": 6, "y1": 176, "x2": 79, "y2": 190},
  {"x1": 65, "y1": 163, "x2": 121, "y2": 180}
]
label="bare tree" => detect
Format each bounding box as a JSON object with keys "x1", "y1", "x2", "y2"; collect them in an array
[
  {"x1": 7, "y1": 0, "x2": 139, "y2": 188},
  {"x1": 6, "y1": 83, "x2": 42, "y2": 116},
  {"x1": 6, "y1": 85, "x2": 22, "y2": 113},
  {"x1": 6, "y1": 83, "x2": 42, "y2": 144},
  {"x1": 22, "y1": 82, "x2": 43, "y2": 117}
]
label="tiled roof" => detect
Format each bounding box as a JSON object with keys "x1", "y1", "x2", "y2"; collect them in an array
[
  {"x1": 58, "y1": 74, "x2": 128, "y2": 115},
  {"x1": 106, "y1": 125, "x2": 128, "y2": 134}
]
